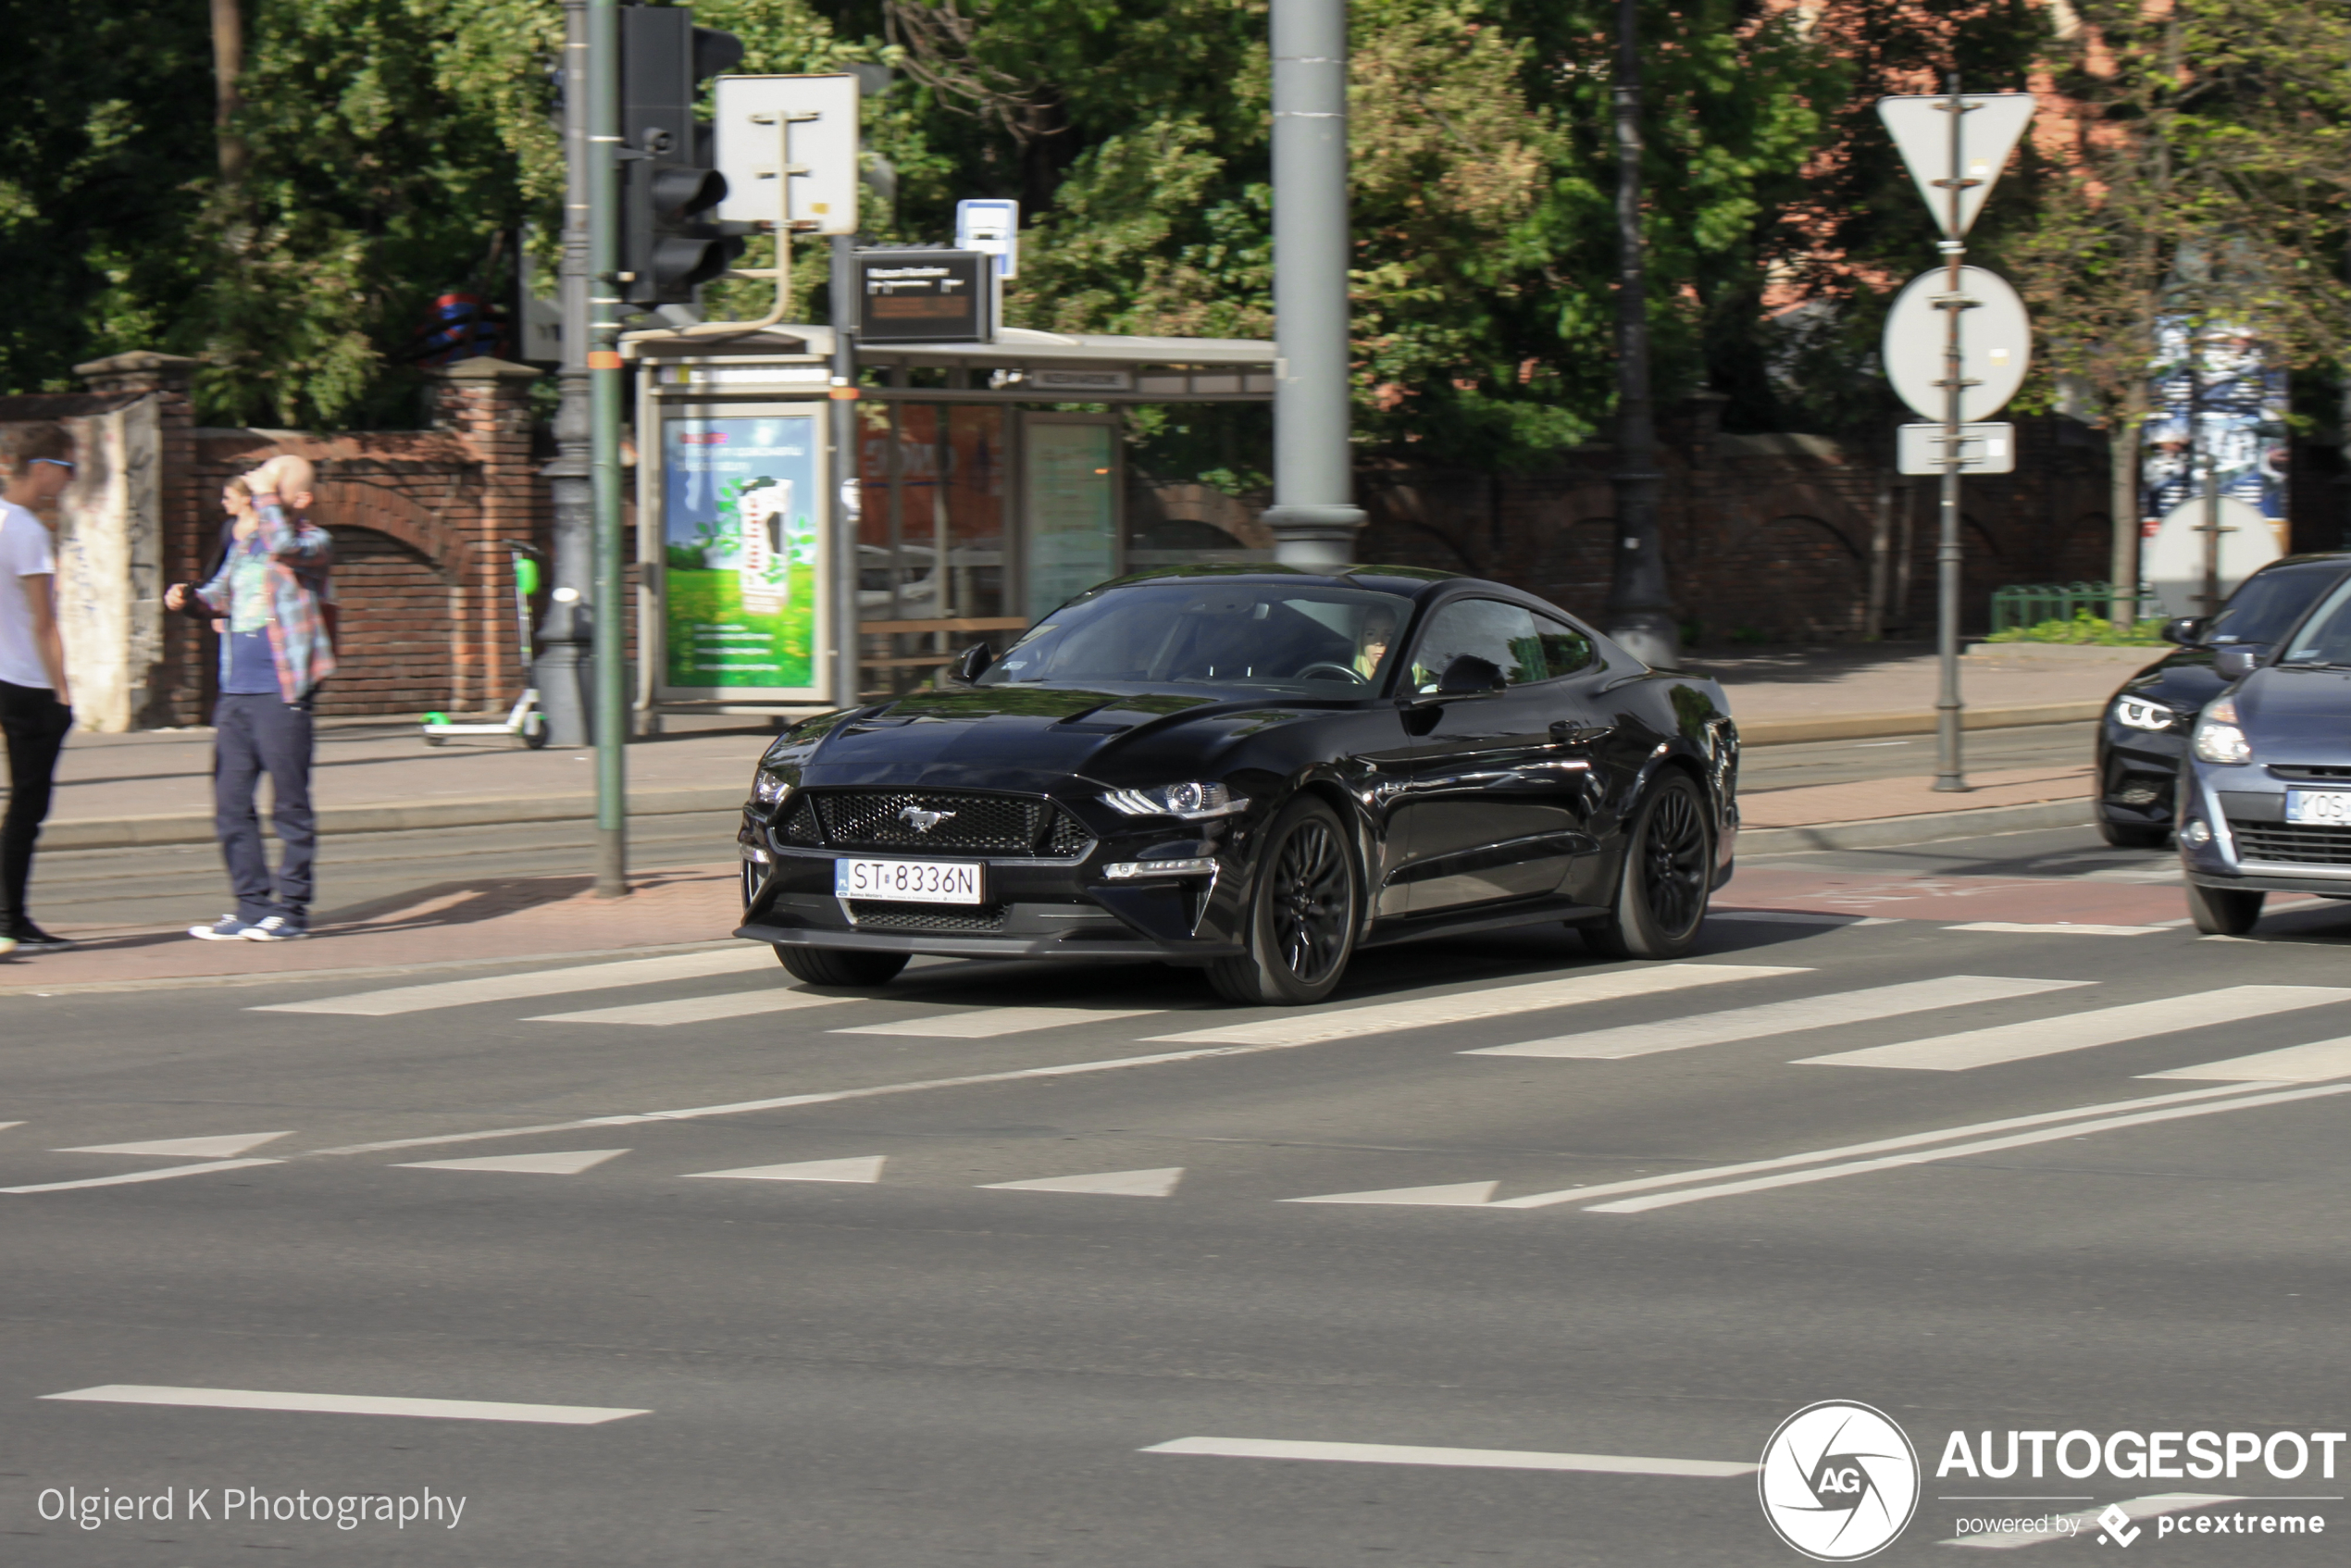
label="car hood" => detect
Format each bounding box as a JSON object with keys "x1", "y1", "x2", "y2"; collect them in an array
[
  {"x1": 2233, "y1": 666, "x2": 2351, "y2": 756},
  {"x1": 796, "y1": 685, "x2": 1322, "y2": 792}
]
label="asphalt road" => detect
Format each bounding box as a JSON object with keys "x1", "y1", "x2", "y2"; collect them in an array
[{"x1": 9, "y1": 825, "x2": 2351, "y2": 1566}]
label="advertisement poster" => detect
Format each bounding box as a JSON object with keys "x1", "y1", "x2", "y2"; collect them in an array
[
  {"x1": 2140, "y1": 317, "x2": 2290, "y2": 541},
  {"x1": 661, "y1": 411, "x2": 824, "y2": 693}
]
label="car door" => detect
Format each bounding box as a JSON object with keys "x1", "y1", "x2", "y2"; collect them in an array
[{"x1": 1391, "y1": 598, "x2": 1598, "y2": 914}]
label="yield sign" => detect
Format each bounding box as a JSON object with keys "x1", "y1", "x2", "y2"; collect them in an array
[{"x1": 1877, "y1": 92, "x2": 2037, "y2": 239}]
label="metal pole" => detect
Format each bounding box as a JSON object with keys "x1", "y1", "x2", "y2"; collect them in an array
[
  {"x1": 1263, "y1": 0, "x2": 1364, "y2": 567},
  {"x1": 588, "y1": 0, "x2": 627, "y2": 896},
  {"x1": 2196, "y1": 333, "x2": 2221, "y2": 616},
  {"x1": 1601, "y1": 0, "x2": 1677, "y2": 668},
  {"x1": 536, "y1": 0, "x2": 593, "y2": 749},
  {"x1": 829, "y1": 234, "x2": 862, "y2": 712},
  {"x1": 1934, "y1": 72, "x2": 1970, "y2": 793}
]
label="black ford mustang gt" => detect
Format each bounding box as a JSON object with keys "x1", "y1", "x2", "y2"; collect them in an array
[{"x1": 734, "y1": 565, "x2": 1740, "y2": 1004}]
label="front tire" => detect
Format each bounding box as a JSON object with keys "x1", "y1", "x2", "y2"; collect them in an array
[
  {"x1": 775, "y1": 945, "x2": 910, "y2": 988},
  {"x1": 1207, "y1": 797, "x2": 1360, "y2": 1005},
  {"x1": 2098, "y1": 815, "x2": 2170, "y2": 849},
  {"x1": 2183, "y1": 882, "x2": 2264, "y2": 937},
  {"x1": 1581, "y1": 773, "x2": 1713, "y2": 961}
]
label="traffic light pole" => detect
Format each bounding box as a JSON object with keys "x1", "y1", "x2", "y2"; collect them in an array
[
  {"x1": 829, "y1": 233, "x2": 862, "y2": 713},
  {"x1": 537, "y1": 0, "x2": 593, "y2": 751},
  {"x1": 588, "y1": 0, "x2": 628, "y2": 895}
]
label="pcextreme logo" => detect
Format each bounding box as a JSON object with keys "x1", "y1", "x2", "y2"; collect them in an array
[{"x1": 1760, "y1": 1400, "x2": 1922, "y2": 1562}]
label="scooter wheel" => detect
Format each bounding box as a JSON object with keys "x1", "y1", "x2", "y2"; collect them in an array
[
  {"x1": 518, "y1": 716, "x2": 549, "y2": 749},
  {"x1": 421, "y1": 733, "x2": 447, "y2": 747}
]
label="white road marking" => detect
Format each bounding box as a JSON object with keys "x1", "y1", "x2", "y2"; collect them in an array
[
  {"x1": 2, "y1": 1159, "x2": 283, "y2": 1194},
  {"x1": 44, "y1": 1385, "x2": 647, "y2": 1425},
  {"x1": 1141, "y1": 1436, "x2": 1756, "y2": 1477},
  {"x1": 1489, "y1": 1081, "x2": 2287, "y2": 1210},
  {"x1": 1586, "y1": 1083, "x2": 2351, "y2": 1213},
  {"x1": 253, "y1": 948, "x2": 776, "y2": 1015},
  {"x1": 56, "y1": 1132, "x2": 292, "y2": 1159},
  {"x1": 1940, "y1": 1492, "x2": 2245, "y2": 1550},
  {"x1": 395, "y1": 1149, "x2": 628, "y2": 1176},
  {"x1": 527, "y1": 989, "x2": 858, "y2": 1027},
  {"x1": 1286, "y1": 1181, "x2": 1499, "y2": 1207},
  {"x1": 1944, "y1": 922, "x2": 2160, "y2": 936},
  {"x1": 1710, "y1": 911, "x2": 1862, "y2": 925},
  {"x1": 679, "y1": 1156, "x2": 885, "y2": 1183},
  {"x1": 835, "y1": 1006, "x2": 1163, "y2": 1039},
  {"x1": 1467, "y1": 977, "x2": 2085, "y2": 1061},
  {"x1": 0, "y1": 1122, "x2": 21, "y2": 1133},
  {"x1": 1147, "y1": 964, "x2": 1808, "y2": 1048},
  {"x1": 983, "y1": 1166, "x2": 1184, "y2": 1197},
  {"x1": 1794, "y1": 985, "x2": 2351, "y2": 1072},
  {"x1": 2142, "y1": 1036, "x2": 2351, "y2": 1082}
]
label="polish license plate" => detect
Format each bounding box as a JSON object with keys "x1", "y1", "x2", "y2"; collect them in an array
[
  {"x1": 834, "y1": 858, "x2": 984, "y2": 904},
  {"x1": 2285, "y1": 790, "x2": 2351, "y2": 826}
]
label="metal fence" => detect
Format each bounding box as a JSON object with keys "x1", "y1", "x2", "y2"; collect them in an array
[{"x1": 1988, "y1": 581, "x2": 2162, "y2": 633}]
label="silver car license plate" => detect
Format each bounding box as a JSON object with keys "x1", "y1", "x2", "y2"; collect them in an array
[
  {"x1": 2284, "y1": 790, "x2": 2351, "y2": 826},
  {"x1": 834, "y1": 858, "x2": 984, "y2": 903}
]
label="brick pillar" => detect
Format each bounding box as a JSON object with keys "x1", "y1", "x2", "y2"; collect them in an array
[
  {"x1": 74, "y1": 352, "x2": 205, "y2": 725},
  {"x1": 424, "y1": 357, "x2": 546, "y2": 713}
]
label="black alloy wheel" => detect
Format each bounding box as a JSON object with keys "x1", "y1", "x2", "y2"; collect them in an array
[
  {"x1": 2183, "y1": 881, "x2": 2264, "y2": 937},
  {"x1": 774, "y1": 945, "x2": 911, "y2": 988},
  {"x1": 1580, "y1": 772, "x2": 1712, "y2": 961},
  {"x1": 1208, "y1": 796, "x2": 1360, "y2": 1005}
]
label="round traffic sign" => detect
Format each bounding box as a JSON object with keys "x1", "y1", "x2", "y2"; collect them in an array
[{"x1": 1881, "y1": 266, "x2": 2031, "y2": 423}]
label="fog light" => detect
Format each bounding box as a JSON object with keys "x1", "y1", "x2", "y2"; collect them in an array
[
  {"x1": 2183, "y1": 819, "x2": 2213, "y2": 846},
  {"x1": 1103, "y1": 857, "x2": 1218, "y2": 879}
]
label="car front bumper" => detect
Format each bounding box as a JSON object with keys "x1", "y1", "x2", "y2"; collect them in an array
[{"x1": 2178, "y1": 764, "x2": 2351, "y2": 896}]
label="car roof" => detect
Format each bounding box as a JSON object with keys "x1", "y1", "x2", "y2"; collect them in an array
[{"x1": 1092, "y1": 562, "x2": 1510, "y2": 604}]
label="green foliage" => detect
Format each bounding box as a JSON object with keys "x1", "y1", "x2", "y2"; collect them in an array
[{"x1": 1986, "y1": 613, "x2": 2166, "y2": 646}]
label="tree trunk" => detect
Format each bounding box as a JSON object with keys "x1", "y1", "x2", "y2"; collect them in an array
[
  {"x1": 1602, "y1": 0, "x2": 1677, "y2": 668},
  {"x1": 2108, "y1": 380, "x2": 2146, "y2": 628},
  {"x1": 210, "y1": 0, "x2": 247, "y2": 184}
]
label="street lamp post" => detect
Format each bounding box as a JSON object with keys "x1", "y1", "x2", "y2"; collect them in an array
[
  {"x1": 536, "y1": 0, "x2": 594, "y2": 750},
  {"x1": 1263, "y1": 0, "x2": 1364, "y2": 569}
]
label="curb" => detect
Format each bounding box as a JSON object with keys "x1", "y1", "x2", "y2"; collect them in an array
[
  {"x1": 43, "y1": 787, "x2": 748, "y2": 852},
  {"x1": 1739, "y1": 797, "x2": 2095, "y2": 854},
  {"x1": 1735, "y1": 702, "x2": 2103, "y2": 748}
]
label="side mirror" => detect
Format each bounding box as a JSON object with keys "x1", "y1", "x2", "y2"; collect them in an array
[
  {"x1": 2162, "y1": 616, "x2": 2208, "y2": 647},
  {"x1": 2214, "y1": 646, "x2": 2258, "y2": 680},
  {"x1": 951, "y1": 642, "x2": 995, "y2": 684},
  {"x1": 1435, "y1": 653, "x2": 1506, "y2": 699}
]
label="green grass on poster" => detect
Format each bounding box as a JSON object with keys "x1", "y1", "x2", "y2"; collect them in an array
[{"x1": 665, "y1": 566, "x2": 817, "y2": 689}]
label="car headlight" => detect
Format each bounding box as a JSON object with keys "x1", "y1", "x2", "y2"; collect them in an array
[
  {"x1": 751, "y1": 770, "x2": 792, "y2": 807},
  {"x1": 1101, "y1": 781, "x2": 1248, "y2": 819},
  {"x1": 2113, "y1": 696, "x2": 2176, "y2": 732},
  {"x1": 2191, "y1": 697, "x2": 2253, "y2": 765}
]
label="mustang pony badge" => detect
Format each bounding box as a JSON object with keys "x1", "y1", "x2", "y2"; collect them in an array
[{"x1": 899, "y1": 806, "x2": 958, "y2": 834}]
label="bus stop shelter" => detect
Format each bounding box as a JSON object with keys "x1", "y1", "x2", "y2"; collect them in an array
[{"x1": 626, "y1": 324, "x2": 1275, "y2": 723}]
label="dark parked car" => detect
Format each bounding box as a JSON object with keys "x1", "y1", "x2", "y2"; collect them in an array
[
  {"x1": 2096, "y1": 554, "x2": 2351, "y2": 847},
  {"x1": 2178, "y1": 566, "x2": 2351, "y2": 934},
  {"x1": 735, "y1": 566, "x2": 1739, "y2": 1004}
]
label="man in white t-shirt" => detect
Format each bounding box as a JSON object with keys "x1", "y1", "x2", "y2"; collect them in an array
[{"x1": 0, "y1": 421, "x2": 78, "y2": 954}]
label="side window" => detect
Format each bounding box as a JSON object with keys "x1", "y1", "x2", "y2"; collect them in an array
[
  {"x1": 1408, "y1": 599, "x2": 1543, "y2": 691},
  {"x1": 1535, "y1": 615, "x2": 1597, "y2": 679}
]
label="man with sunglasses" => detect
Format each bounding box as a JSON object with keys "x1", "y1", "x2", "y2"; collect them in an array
[{"x1": 0, "y1": 422, "x2": 78, "y2": 955}]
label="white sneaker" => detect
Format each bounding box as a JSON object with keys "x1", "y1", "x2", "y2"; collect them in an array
[
  {"x1": 242, "y1": 915, "x2": 309, "y2": 942},
  {"x1": 190, "y1": 914, "x2": 255, "y2": 940}
]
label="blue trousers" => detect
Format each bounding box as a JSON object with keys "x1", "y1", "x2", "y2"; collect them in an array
[{"x1": 214, "y1": 693, "x2": 315, "y2": 921}]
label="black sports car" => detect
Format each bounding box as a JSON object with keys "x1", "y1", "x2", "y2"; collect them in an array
[
  {"x1": 2096, "y1": 554, "x2": 2351, "y2": 847},
  {"x1": 734, "y1": 566, "x2": 1739, "y2": 1004}
]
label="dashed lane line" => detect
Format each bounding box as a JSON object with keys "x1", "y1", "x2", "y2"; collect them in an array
[
  {"x1": 43, "y1": 1385, "x2": 647, "y2": 1425},
  {"x1": 1141, "y1": 1436, "x2": 1756, "y2": 1478},
  {"x1": 2, "y1": 1159, "x2": 284, "y2": 1195},
  {"x1": 525, "y1": 989, "x2": 860, "y2": 1027},
  {"x1": 835, "y1": 1006, "x2": 1166, "y2": 1039},
  {"x1": 1796, "y1": 985, "x2": 2351, "y2": 1072},
  {"x1": 251, "y1": 948, "x2": 776, "y2": 1016},
  {"x1": 2142, "y1": 1036, "x2": 2351, "y2": 1082}
]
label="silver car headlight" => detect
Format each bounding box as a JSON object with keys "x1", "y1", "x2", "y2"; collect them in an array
[
  {"x1": 751, "y1": 770, "x2": 792, "y2": 807},
  {"x1": 2191, "y1": 697, "x2": 2253, "y2": 765},
  {"x1": 1101, "y1": 781, "x2": 1248, "y2": 819},
  {"x1": 2113, "y1": 696, "x2": 2176, "y2": 732}
]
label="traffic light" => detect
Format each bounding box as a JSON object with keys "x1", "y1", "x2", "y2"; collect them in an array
[{"x1": 617, "y1": 5, "x2": 745, "y2": 309}]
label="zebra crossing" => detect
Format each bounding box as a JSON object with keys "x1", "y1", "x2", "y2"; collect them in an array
[{"x1": 11, "y1": 939, "x2": 2351, "y2": 1211}]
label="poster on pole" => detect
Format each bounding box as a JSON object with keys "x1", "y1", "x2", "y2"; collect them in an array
[{"x1": 656, "y1": 405, "x2": 830, "y2": 701}]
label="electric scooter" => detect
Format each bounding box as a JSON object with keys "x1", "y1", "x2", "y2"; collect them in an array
[{"x1": 420, "y1": 541, "x2": 549, "y2": 748}]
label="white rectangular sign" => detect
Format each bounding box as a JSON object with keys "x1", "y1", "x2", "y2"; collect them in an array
[
  {"x1": 1897, "y1": 421, "x2": 2015, "y2": 475},
  {"x1": 956, "y1": 198, "x2": 1020, "y2": 280},
  {"x1": 714, "y1": 75, "x2": 859, "y2": 233}
]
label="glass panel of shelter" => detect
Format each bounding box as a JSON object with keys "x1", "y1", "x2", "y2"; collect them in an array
[{"x1": 856, "y1": 403, "x2": 1015, "y2": 695}]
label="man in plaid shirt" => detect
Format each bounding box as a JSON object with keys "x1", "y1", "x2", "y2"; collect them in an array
[{"x1": 165, "y1": 454, "x2": 335, "y2": 941}]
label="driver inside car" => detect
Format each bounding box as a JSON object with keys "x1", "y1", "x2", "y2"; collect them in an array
[{"x1": 1353, "y1": 605, "x2": 1399, "y2": 681}]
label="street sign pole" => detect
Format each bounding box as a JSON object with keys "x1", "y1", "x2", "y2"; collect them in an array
[
  {"x1": 1934, "y1": 74, "x2": 1974, "y2": 793},
  {"x1": 588, "y1": 0, "x2": 628, "y2": 896},
  {"x1": 829, "y1": 232, "x2": 862, "y2": 712}
]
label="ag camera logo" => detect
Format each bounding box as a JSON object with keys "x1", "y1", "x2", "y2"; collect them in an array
[{"x1": 1760, "y1": 1400, "x2": 1921, "y2": 1561}]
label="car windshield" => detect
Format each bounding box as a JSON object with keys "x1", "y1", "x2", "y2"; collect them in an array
[
  {"x1": 2279, "y1": 575, "x2": 2351, "y2": 666},
  {"x1": 2208, "y1": 566, "x2": 2340, "y2": 646},
  {"x1": 981, "y1": 584, "x2": 1408, "y2": 692}
]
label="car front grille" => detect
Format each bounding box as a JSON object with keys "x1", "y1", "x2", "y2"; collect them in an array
[
  {"x1": 786, "y1": 790, "x2": 1090, "y2": 857},
  {"x1": 2231, "y1": 821, "x2": 2351, "y2": 865},
  {"x1": 2270, "y1": 765, "x2": 2351, "y2": 781},
  {"x1": 847, "y1": 901, "x2": 1009, "y2": 933}
]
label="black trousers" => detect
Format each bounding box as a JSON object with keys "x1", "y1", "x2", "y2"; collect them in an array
[
  {"x1": 214, "y1": 692, "x2": 315, "y2": 921},
  {"x1": 0, "y1": 678, "x2": 72, "y2": 929}
]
